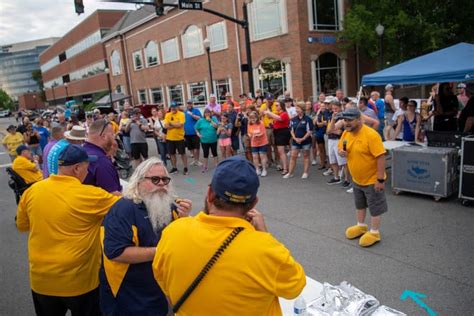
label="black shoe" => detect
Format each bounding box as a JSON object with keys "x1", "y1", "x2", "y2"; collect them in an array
[
  {"x1": 183, "y1": 167, "x2": 189, "y2": 175},
  {"x1": 169, "y1": 168, "x2": 178, "y2": 174},
  {"x1": 327, "y1": 177, "x2": 342, "y2": 185},
  {"x1": 342, "y1": 181, "x2": 351, "y2": 188}
]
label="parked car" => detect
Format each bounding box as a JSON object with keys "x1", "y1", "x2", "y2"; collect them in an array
[{"x1": 0, "y1": 109, "x2": 11, "y2": 117}]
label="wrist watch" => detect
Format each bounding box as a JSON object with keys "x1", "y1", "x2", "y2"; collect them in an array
[{"x1": 377, "y1": 178, "x2": 385, "y2": 183}]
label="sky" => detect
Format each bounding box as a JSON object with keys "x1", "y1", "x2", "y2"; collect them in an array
[{"x1": 0, "y1": 0, "x2": 139, "y2": 46}]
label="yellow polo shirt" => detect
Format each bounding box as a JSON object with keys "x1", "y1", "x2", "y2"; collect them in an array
[
  {"x1": 2, "y1": 132, "x2": 24, "y2": 156},
  {"x1": 260, "y1": 102, "x2": 278, "y2": 128},
  {"x1": 153, "y1": 212, "x2": 306, "y2": 315},
  {"x1": 164, "y1": 111, "x2": 186, "y2": 141},
  {"x1": 12, "y1": 155, "x2": 43, "y2": 184},
  {"x1": 339, "y1": 124, "x2": 386, "y2": 186},
  {"x1": 16, "y1": 175, "x2": 121, "y2": 296}
]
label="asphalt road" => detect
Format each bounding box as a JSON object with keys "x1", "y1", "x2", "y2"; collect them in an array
[{"x1": 0, "y1": 116, "x2": 473, "y2": 315}]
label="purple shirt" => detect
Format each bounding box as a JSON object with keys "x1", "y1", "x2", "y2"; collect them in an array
[
  {"x1": 205, "y1": 103, "x2": 221, "y2": 114},
  {"x1": 83, "y1": 142, "x2": 122, "y2": 193},
  {"x1": 42, "y1": 139, "x2": 58, "y2": 178}
]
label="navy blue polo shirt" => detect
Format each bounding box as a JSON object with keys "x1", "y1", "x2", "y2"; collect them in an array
[
  {"x1": 83, "y1": 142, "x2": 122, "y2": 193},
  {"x1": 100, "y1": 198, "x2": 172, "y2": 315},
  {"x1": 290, "y1": 115, "x2": 314, "y2": 145}
]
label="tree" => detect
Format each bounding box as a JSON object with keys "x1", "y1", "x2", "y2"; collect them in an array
[
  {"x1": 339, "y1": 0, "x2": 474, "y2": 69},
  {"x1": 0, "y1": 89, "x2": 15, "y2": 110},
  {"x1": 31, "y1": 69, "x2": 46, "y2": 101}
]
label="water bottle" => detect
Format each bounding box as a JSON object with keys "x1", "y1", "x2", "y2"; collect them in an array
[{"x1": 293, "y1": 295, "x2": 307, "y2": 315}]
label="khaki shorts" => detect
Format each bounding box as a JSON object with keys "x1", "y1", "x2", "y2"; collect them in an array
[{"x1": 265, "y1": 128, "x2": 275, "y2": 145}]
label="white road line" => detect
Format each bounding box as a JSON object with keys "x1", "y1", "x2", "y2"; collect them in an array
[
  {"x1": 0, "y1": 152, "x2": 7, "y2": 155},
  {"x1": 0, "y1": 163, "x2": 12, "y2": 168}
]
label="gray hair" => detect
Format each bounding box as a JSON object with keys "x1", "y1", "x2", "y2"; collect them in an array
[{"x1": 123, "y1": 157, "x2": 169, "y2": 203}]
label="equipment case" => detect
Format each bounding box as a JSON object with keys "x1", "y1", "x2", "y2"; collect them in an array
[{"x1": 459, "y1": 135, "x2": 474, "y2": 205}]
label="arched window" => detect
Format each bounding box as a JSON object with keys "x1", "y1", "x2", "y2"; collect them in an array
[
  {"x1": 314, "y1": 53, "x2": 341, "y2": 95},
  {"x1": 145, "y1": 41, "x2": 159, "y2": 67},
  {"x1": 182, "y1": 25, "x2": 203, "y2": 58},
  {"x1": 257, "y1": 58, "x2": 287, "y2": 98},
  {"x1": 111, "y1": 50, "x2": 121, "y2": 75}
]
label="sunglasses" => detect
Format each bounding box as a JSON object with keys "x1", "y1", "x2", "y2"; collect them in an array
[
  {"x1": 144, "y1": 176, "x2": 171, "y2": 185},
  {"x1": 100, "y1": 121, "x2": 111, "y2": 136}
]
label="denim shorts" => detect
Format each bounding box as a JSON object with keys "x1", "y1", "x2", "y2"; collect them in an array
[
  {"x1": 251, "y1": 145, "x2": 268, "y2": 153},
  {"x1": 291, "y1": 143, "x2": 311, "y2": 151}
]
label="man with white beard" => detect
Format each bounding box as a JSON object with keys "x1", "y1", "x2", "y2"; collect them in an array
[{"x1": 99, "y1": 157, "x2": 192, "y2": 315}]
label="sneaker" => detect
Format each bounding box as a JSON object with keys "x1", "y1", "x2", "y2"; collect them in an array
[
  {"x1": 342, "y1": 181, "x2": 351, "y2": 188},
  {"x1": 276, "y1": 165, "x2": 283, "y2": 171},
  {"x1": 311, "y1": 160, "x2": 317, "y2": 166},
  {"x1": 282, "y1": 173, "x2": 294, "y2": 179},
  {"x1": 346, "y1": 187, "x2": 354, "y2": 193},
  {"x1": 261, "y1": 169, "x2": 267, "y2": 177},
  {"x1": 195, "y1": 160, "x2": 203, "y2": 166},
  {"x1": 359, "y1": 231, "x2": 381, "y2": 247},
  {"x1": 256, "y1": 168, "x2": 261, "y2": 176},
  {"x1": 190, "y1": 160, "x2": 197, "y2": 166},
  {"x1": 345, "y1": 224, "x2": 368, "y2": 239},
  {"x1": 201, "y1": 167, "x2": 208, "y2": 173},
  {"x1": 318, "y1": 165, "x2": 326, "y2": 170},
  {"x1": 183, "y1": 167, "x2": 189, "y2": 175},
  {"x1": 169, "y1": 168, "x2": 178, "y2": 174},
  {"x1": 327, "y1": 177, "x2": 342, "y2": 185},
  {"x1": 301, "y1": 173, "x2": 308, "y2": 179},
  {"x1": 323, "y1": 169, "x2": 333, "y2": 176}
]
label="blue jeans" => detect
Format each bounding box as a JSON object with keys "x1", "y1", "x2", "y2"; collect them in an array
[
  {"x1": 378, "y1": 118, "x2": 385, "y2": 141},
  {"x1": 157, "y1": 140, "x2": 168, "y2": 165}
]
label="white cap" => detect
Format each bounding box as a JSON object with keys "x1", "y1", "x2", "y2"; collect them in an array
[
  {"x1": 385, "y1": 84, "x2": 394, "y2": 90},
  {"x1": 324, "y1": 96, "x2": 334, "y2": 103}
]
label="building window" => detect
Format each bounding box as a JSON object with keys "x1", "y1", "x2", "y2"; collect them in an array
[
  {"x1": 249, "y1": 0, "x2": 288, "y2": 41},
  {"x1": 168, "y1": 84, "x2": 184, "y2": 105},
  {"x1": 314, "y1": 52, "x2": 341, "y2": 95},
  {"x1": 133, "y1": 51, "x2": 143, "y2": 70},
  {"x1": 215, "y1": 79, "x2": 231, "y2": 103},
  {"x1": 150, "y1": 87, "x2": 163, "y2": 104},
  {"x1": 207, "y1": 21, "x2": 228, "y2": 52},
  {"x1": 182, "y1": 25, "x2": 203, "y2": 58},
  {"x1": 310, "y1": 0, "x2": 340, "y2": 31},
  {"x1": 70, "y1": 61, "x2": 106, "y2": 81},
  {"x1": 161, "y1": 37, "x2": 180, "y2": 63},
  {"x1": 257, "y1": 58, "x2": 287, "y2": 98},
  {"x1": 145, "y1": 41, "x2": 159, "y2": 67},
  {"x1": 138, "y1": 89, "x2": 147, "y2": 104},
  {"x1": 188, "y1": 81, "x2": 208, "y2": 107},
  {"x1": 65, "y1": 30, "x2": 102, "y2": 59},
  {"x1": 111, "y1": 50, "x2": 122, "y2": 75}
]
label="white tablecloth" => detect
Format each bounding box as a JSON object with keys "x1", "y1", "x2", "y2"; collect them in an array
[{"x1": 279, "y1": 276, "x2": 323, "y2": 315}]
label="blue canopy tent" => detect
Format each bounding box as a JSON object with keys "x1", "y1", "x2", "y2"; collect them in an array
[{"x1": 361, "y1": 42, "x2": 474, "y2": 86}]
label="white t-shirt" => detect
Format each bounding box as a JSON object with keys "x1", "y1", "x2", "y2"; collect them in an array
[
  {"x1": 287, "y1": 106, "x2": 297, "y2": 119},
  {"x1": 154, "y1": 119, "x2": 166, "y2": 140},
  {"x1": 392, "y1": 109, "x2": 406, "y2": 139}
]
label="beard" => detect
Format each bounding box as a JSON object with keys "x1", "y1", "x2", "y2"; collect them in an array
[{"x1": 142, "y1": 190, "x2": 174, "y2": 233}]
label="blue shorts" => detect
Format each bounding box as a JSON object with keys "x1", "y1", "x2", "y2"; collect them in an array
[
  {"x1": 291, "y1": 143, "x2": 311, "y2": 151},
  {"x1": 251, "y1": 145, "x2": 268, "y2": 153}
]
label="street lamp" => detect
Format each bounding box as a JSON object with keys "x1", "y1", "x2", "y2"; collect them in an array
[
  {"x1": 64, "y1": 82, "x2": 69, "y2": 101},
  {"x1": 243, "y1": 0, "x2": 254, "y2": 96},
  {"x1": 32, "y1": 95, "x2": 37, "y2": 109},
  {"x1": 375, "y1": 23, "x2": 385, "y2": 70},
  {"x1": 104, "y1": 68, "x2": 114, "y2": 108},
  {"x1": 51, "y1": 84, "x2": 57, "y2": 106},
  {"x1": 203, "y1": 38, "x2": 214, "y2": 95}
]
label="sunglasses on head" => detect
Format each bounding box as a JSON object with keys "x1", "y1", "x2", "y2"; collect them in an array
[
  {"x1": 144, "y1": 176, "x2": 171, "y2": 185},
  {"x1": 100, "y1": 120, "x2": 111, "y2": 136}
]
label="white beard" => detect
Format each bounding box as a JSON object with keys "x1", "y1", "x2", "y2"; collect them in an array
[{"x1": 142, "y1": 191, "x2": 174, "y2": 233}]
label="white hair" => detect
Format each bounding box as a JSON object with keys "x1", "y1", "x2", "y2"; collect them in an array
[{"x1": 123, "y1": 157, "x2": 169, "y2": 204}]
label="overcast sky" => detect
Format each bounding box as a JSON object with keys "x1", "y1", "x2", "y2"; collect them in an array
[{"x1": 0, "y1": 0, "x2": 139, "y2": 46}]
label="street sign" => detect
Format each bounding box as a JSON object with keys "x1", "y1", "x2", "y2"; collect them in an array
[
  {"x1": 307, "y1": 35, "x2": 336, "y2": 44},
  {"x1": 179, "y1": 0, "x2": 203, "y2": 10}
]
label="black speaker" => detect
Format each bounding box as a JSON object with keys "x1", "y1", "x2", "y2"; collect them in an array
[{"x1": 460, "y1": 136, "x2": 474, "y2": 200}]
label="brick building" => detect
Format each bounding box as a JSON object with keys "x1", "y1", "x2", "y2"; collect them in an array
[
  {"x1": 102, "y1": 0, "x2": 372, "y2": 108},
  {"x1": 18, "y1": 92, "x2": 45, "y2": 110},
  {"x1": 40, "y1": 10, "x2": 127, "y2": 106}
]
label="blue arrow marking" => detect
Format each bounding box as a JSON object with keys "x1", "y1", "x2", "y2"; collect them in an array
[
  {"x1": 184, "y1": 177, "x2": 196, "y2": 185},
  {"x1": 400, "y1": 290, "x2": 437, "y2": 316}
]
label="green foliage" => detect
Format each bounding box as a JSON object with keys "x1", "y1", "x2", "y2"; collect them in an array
[
  {"x1": 31, "y1": 69, "x2": 46, "y2": 101},
  {"x1": 339, "y1": 0, "x2": 474, "y2": 69},
  {"x1": 0, "y1": 89, "x2": 15, "y2": 110}
]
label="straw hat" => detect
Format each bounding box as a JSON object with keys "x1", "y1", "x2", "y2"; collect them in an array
[{"x1": 64, "y1": 126, "x2": 87, "y2": 140}]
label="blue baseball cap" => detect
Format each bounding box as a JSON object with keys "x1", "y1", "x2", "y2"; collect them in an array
[
  {"x1": 265, "y1": 93, "x2": 274, "y2": 100},
  {"x1": 16, "y1": 144, "x2": 29, "y2": 155},
  {"x1": 170, "y1": 101, "x2": 178, "y2": 108},
  {"x1": 211, "y1": 156, "x2": 259, "y2": 204},
  {"x1": 58, "y1": 144, "x2": 97, "y2": 166}
]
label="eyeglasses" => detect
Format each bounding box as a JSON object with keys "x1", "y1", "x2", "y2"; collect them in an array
[
  {"x1": 144, "y1": 176, "x2": 171, "y2": 185},
  {"x1": 100, "y1": 121, "x2": 111, "y2": 136}
]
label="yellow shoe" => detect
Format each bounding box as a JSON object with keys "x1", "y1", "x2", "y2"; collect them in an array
[
  {"x1": 345, "y1": 225, "x2": 368, "y2": 239},
  {"x1": 359, "y1": 232, "x2": 381, "y2": 247}
]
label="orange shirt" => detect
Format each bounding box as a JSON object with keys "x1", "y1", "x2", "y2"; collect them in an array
[{"x1": 248, "y1": 122, "x2": 268, "y2": 147}]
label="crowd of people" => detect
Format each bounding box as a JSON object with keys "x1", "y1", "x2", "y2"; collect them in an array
[{"x1": 5, "y1": 81, "x2": 474, "y2": 315}]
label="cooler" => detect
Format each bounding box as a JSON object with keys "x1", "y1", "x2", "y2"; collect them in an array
[
  {"x1": 459, "y1": 135, "x2": 474, "y2": 205},
  {"x1": 391, "y1": 146, "x2": 459, "y2": 201}
]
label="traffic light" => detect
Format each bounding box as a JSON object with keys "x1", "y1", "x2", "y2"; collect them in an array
[
  {"x1": 74, "y1": 0, "x2": 84, "y2": 15},
  {"x1": 155, "y1": 0, "x2": 164, "y2": 16}
]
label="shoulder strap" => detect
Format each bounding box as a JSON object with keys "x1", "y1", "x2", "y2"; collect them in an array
[{"x1": 172, "y1": 227, "x2": 244, "y2": 313}]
